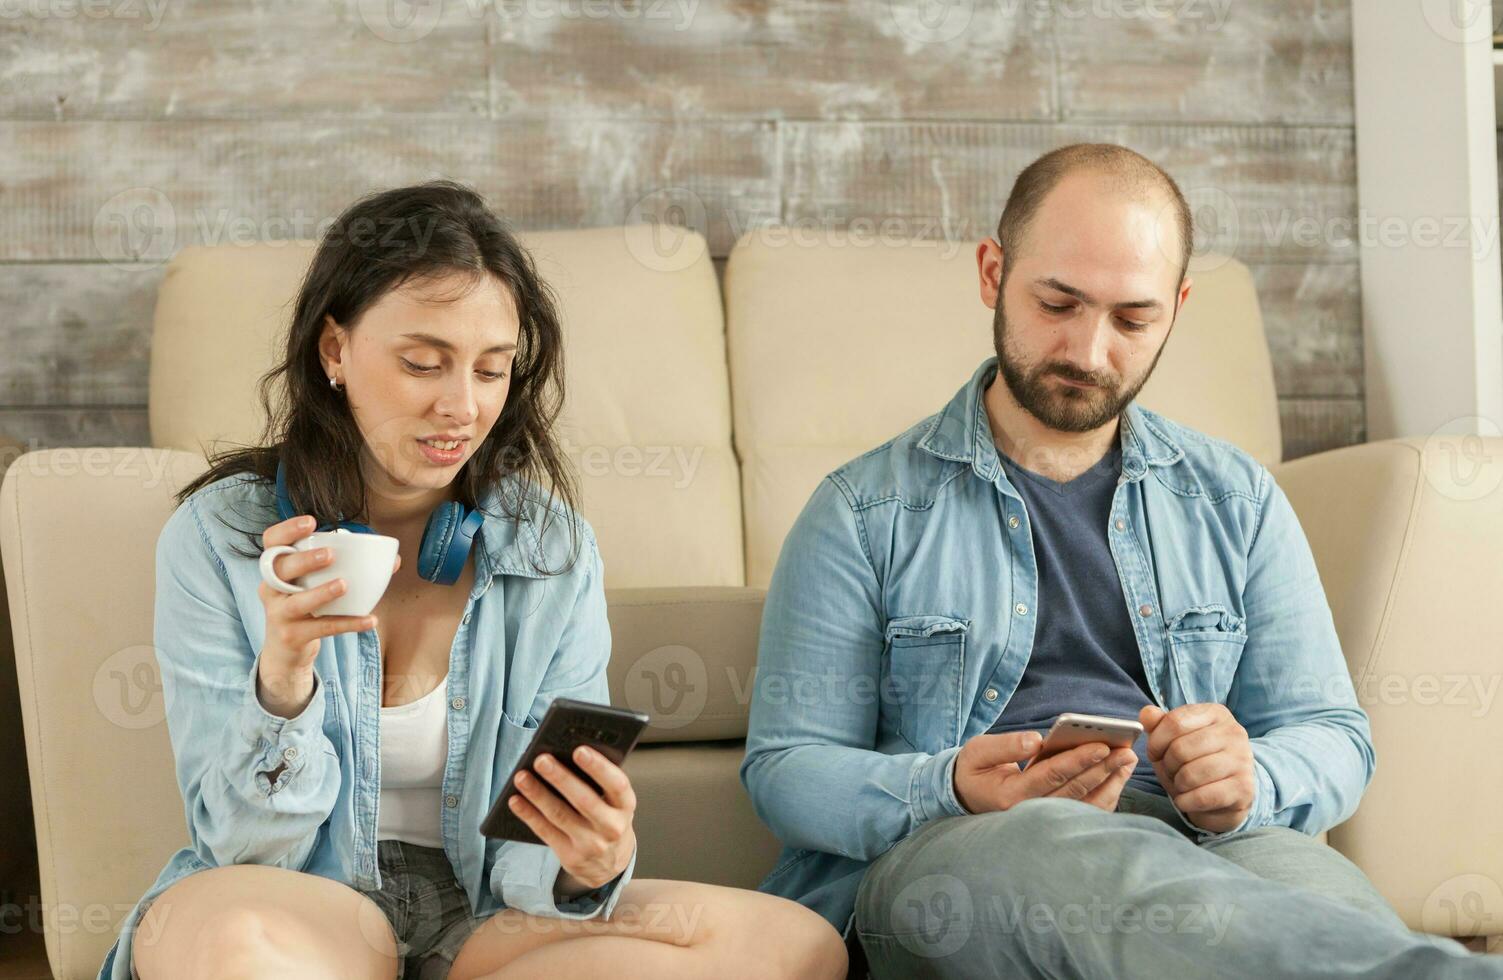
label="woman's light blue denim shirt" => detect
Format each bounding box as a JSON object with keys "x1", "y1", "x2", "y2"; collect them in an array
[
  {"x1": 741, "y1": 357, "x2": 1375, "y2": 937},
  {"x1": 99, "y1": 471, "x2": 636, "y2": 980}
]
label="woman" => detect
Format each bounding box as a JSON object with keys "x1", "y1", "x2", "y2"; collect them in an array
[{"x1": 99, "y1": 181, "x2": 848, "y2": 980}]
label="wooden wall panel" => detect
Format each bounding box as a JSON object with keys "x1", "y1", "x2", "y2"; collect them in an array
[
  {"x1": 1, "y1": 120, "x2": 779, "y2": 263},
  {"x1": 489, "y1": 0, "x2": 1054, "y2": 120},
  {"x1": 1054, "y1": 0, "x2": 1354, "y2": 125},
  {"x1": 0, "y1": 3, "x2": 1365, "y2": 462},
  {"x1": 780, "y1": 122, "x2": 1357, "y2": 265},
  {"x1": 0, "y1": 408, "x2": 150, "y2": 454},
  {"x1": 0, "y1": 263, "x2": 161, "y2": 406},
  {"x1": 1249, "y1": 263, "x2": 1363, "y2": 399},
  {"x1": 1, "y1": 0, "x2": 489, "y2": 120},
  {"x1": 1279, "y1": 398, "x2": 1365, "y2": 460}
]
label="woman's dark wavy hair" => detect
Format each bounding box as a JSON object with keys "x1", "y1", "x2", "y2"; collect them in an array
[{"x1": 175, "y1": 179, "x2": 580, "y2": 574}]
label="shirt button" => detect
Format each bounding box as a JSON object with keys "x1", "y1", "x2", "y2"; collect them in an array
[
  {"x1": 445, "y1": 794, "x2": 460, "y2": 809},
  {"x1": 1114, "y1": 519, "x2": 1126, "y2": 531},
  {"x1": 1139, "y1": 603, "x2": 1154, "y2": 618},
  {"x1": 450, "y1": 696, "x2": 466, "y2": 711},
  {"x1": 984, "y1": 688, "x2": 999, "y2": 702},
  {"x1": 1014, "y1": 602, "x2": 1028, "y2": 616},
  {"x1": 1007, "y1": 515, "x2": 1020, "y2": 530},
  {"x1": 461, "y1": 612, "x2": 471, "y2": 626},
  {"x1": 282, "y1": 746, "x2": 299, "y2": 761}
]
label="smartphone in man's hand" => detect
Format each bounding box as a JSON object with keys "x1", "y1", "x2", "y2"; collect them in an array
[{"x1": 1024, "y1": 712, "x2": 1143, "y2": 768}]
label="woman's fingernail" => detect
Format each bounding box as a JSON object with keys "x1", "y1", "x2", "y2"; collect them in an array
[{"x1": 537, "y1": 755, "x2": 554, "y2": 771}]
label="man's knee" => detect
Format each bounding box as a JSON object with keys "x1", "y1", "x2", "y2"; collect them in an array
[
  {"x1": 857, "y1": 798, "x2": 1108, "y2": 934},
  {"x1": 1203, "y1": 825, "x2": 1403, "y2": 928}
]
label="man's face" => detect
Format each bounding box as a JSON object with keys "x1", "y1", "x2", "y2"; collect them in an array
[{"x1": 988, "y1": 173, "x2": 1189, "y2": 433}]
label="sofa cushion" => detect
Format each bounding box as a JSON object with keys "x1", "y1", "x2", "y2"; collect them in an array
[
  {"x1": 605, "y1": 587, "x2": 764, "y2": 744},
  {"x1": 724, "y1": 234, "x2": 1280, "y2": 586},
  {"x1": 148, "y1": 227, "x2": 744, "y2": 589}
]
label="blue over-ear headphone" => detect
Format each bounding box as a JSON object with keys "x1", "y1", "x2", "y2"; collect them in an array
[{"x1": 274, "y1": 459, "x2": 483, "y2": 586}]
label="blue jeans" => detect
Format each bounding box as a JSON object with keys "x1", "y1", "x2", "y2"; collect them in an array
[{"x1": 853, "y1": 786, "x2": 1495, "y2": 979}]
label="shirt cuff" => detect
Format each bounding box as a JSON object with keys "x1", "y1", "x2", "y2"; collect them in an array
[
  {"x1": 1181, "y1": 757, "x2": 1275, "y2": 844},
  {"x1": 910, "y1": 746, "x2": 968, "y2": 825},
  {"x1": 243, "y1": 654, "x2": 327, "y2": 797},
  {"x1": 493, "y1": 842, "x2": 637, "y2": 920}
]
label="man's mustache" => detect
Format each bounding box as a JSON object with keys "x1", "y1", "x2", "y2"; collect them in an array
[{"x1": 1040, "y1": 364, "x2": 1117, "y2": 389}]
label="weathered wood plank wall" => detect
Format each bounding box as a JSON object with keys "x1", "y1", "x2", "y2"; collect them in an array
[{"x1": 0, "y1": 0, "x2": 1360, "y2": 460}]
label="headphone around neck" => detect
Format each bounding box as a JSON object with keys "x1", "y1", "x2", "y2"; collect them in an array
[{"x1": 273, "y1": 458, "x2": 483, "y2": 586}]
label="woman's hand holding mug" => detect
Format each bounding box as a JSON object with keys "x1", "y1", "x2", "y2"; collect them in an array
[{"x1": 255, "y1": 515, "x2": 400, "y2": 718}]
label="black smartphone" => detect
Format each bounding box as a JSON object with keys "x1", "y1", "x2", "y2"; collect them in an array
[{"x1": 480, "y1": 697, "x2": 651, "y2": 845}]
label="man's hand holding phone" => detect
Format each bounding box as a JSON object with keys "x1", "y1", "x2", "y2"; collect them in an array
[{"x1": 952, "y1": 729, "x2": 1138, "y2": 815}]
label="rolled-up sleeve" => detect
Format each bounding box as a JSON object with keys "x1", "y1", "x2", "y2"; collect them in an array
[
  {"x1": 1214, "y1": 470, "x2": 1376, "y2": 840},
  {"x1": 741, "y1": 476, "x2": 968, "y2": 863},
  {"x1": 155, "y1": 496, "x2": 340, "y2": 870}
]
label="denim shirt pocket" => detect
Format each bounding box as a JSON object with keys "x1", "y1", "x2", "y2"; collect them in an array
[
  {"x1": 882, "y1": 615, "x2": 968, "y2": 753},
  {"x1": 1165, "y1": 605, "x2": 1248, "y2": 705},
  {"x1": 502, "y1": 711, "x2": 540, "y2": 735}
]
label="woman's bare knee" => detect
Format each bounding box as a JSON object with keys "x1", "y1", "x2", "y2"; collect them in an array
[
  {"x1": 714, "y1": 892, "x2": 847, "y2": 980},
  {"x1": 132, "y1": 865, "x2": 398, "y2": 980}
]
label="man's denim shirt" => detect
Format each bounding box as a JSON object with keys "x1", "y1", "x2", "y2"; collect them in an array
[
  {"x1": 100, "y1": 471, "x2": 636, "y2": 980},
  {"x1": 740, "y1": 356, "x2": 1375, "y2": 937}
]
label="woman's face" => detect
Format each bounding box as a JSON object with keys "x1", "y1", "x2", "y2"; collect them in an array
[{"x1": 318, "y1": 271, "x2": 521, "y2": 504}]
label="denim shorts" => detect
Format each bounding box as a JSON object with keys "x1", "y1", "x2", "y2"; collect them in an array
[{"x1": 359, "y1": 838, "x2": 493, "y2": 980}]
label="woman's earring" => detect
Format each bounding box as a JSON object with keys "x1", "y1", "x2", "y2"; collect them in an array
[{"x1": 329, "y1": 375, "x2": 343, "y2": 392}]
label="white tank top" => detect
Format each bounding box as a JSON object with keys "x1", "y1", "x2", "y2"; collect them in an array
[{"x1": 376, "y1": 673, "x2": 449, "y2": 848}]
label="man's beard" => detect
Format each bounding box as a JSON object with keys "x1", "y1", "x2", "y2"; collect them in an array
[{"x1": 992, "y1": 300, "x2": 1166, "y2": 434}]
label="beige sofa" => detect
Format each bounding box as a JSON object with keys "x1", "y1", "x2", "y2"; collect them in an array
[{"x1": 4, "y1": 227, "x2": 1502, "y2": 978}]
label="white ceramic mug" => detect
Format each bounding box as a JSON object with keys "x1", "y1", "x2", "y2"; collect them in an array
[{"x1": 258, "y1": 529, "x2": 400, "y2": 617}]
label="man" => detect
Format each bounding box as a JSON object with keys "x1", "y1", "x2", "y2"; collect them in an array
[{"x1": 740, "y1": 143, "x2": 1497, "y2": 978}]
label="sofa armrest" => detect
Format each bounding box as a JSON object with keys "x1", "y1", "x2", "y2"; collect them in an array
[
  {"x1": 0, "y1": 435, "x2": 37, "y2": 897},
  {"x1": 604, "y1": 587, "x2": 766, "y2": 744},
  {"x1": 1273, "y1": 436, "x2": 1503, "y2": 936}
]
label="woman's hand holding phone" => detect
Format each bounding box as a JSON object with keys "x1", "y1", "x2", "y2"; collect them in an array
[
  {"x1": 255, "y1": 514, "x2": 399, "y2": 718},
  {"x1": 506, "y1": 746, "x2": 638, "y2": 894},
  {"x1": 952, "y1": 730, "x2": 1138, "y2": 815}
]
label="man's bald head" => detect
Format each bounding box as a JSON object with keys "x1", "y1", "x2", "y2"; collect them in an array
[{"x1": 995, "y1": 143, "x2": 1194, "y2": 290}]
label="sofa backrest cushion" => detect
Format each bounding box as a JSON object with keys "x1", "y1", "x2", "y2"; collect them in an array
[
  {"x1": 724, "y1": 235, "x2": 1281, "y2": 586},
  {"x1": 148, "y1": 228, "x2": 743, "y2": 589}
]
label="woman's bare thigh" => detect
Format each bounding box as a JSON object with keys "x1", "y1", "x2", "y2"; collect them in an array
[
  {"x1": 132, "y1": 864, "x2": 400, "y2": 980},
  {"x1": 448, "y1": 877, "x2": 836, "y2": 980}
]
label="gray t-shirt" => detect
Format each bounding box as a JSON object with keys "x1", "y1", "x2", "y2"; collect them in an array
[{"x1": 987, "y1": 439, "x2": 1165, "y2": 796}]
